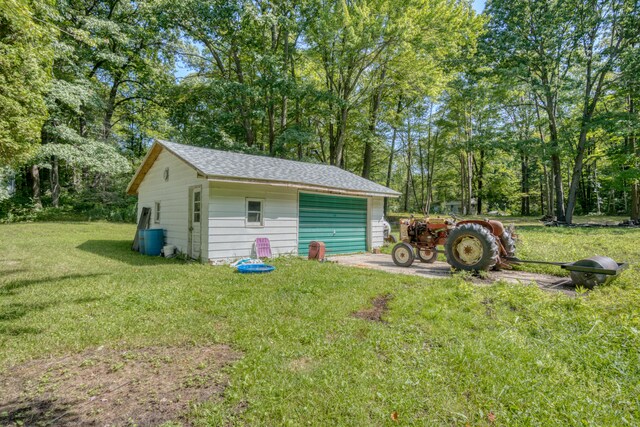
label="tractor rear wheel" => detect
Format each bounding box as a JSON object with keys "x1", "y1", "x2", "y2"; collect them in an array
[
  {"x1": 417, "y1": 248, "x2": 438, "y2": 263},
  {"x1": 445, "y1": 223, "x2": 499, "y2": 271},
  {"x1": 392, "y1": 242, "x2": 415, "y2": 267}
]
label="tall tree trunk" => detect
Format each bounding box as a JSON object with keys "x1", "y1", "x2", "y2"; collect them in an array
[
  {"x1": 103, "y1": 81, "x2": 119, "y2": 140},
  {"x1": 477, "y1": 150, "x2": 484, "y2": 215},
  {"x1": 540, "y1": 174, "x2": 545, "y2": 215},
  {"x1": 51, "y1": 156, "x2": 60, "y2": 208},
  {"x1": 632, "y1": 183, "x2": 639, "y2": 222},
  {"x1": 593, "y1": 162, "x2": 602, "y2": 214},
  {"x1": 543, "y1": 164, "x2": 552, "y2": 216},
  {"x1": 551, "y1": 151, "x2": 565, "y2": 220},
  {"x1": 31, "y1": 165, "x2": 42, "y2": 209},
  {"x1": 608, "y1": 189, "x2": 615, "y2": 214},
  {"x1": 520, "y1": 152, "x2": 529, "y2": 215},
  {"x1": 424, "y1": 131, "x2": 438, "y2": 215},
  {"x1": 72, "y1": 167, "x2": 81, "y2": 192},
  {"x1": 296, "y1": 100, "x2": 302, "y2": 160},
  {"x1": 334, "y1": 106, "x2": 348, "y2": 168},
  {"x1": 467, "y1": 151, "x2": 473, "y2": 215},
  {"x1": 232, "y1": 46, "x2": 255, "y2": 147},
  {"x1": 384, "y1": 126, "x2": 397, "y2": 216},
  {"x1": 565, "y1": 128, "x2": 590, "y2": 224},
  {"x1": 548, "y1": 168, "x2": 555, "y2": 218},
  {"x1": 268, "y1": 98, "x2": 275, "y2": 154},
  {"x1": 535, "y1": 100, "x2": 553, "y2": 217},
  {"x1": 417, "y1": 140, "x2": 426, "y2": 210},
  {"x1": 384, "y1": 98, "x2": 402, "y2": 216},
  {"x1": 539, "y1": 89, "x2": 566, "y2": 221},
  {"x1": 565, "y1": 46, "x2": 612, "y2": 224},
  {"x1": 362, "y1": 68, "x2": 386, "y2": 179},
  {"x1": 280, "y1": 28, "x2": 289, "y2": 133},
  {"x1": 629, "y1": 95, "x2": 639, "y2": 222},
  {"x1": 404, "y1": 118, "x2": 412, "y2": 212},
  {"x1": 459, "y1": 153, "x2": 466, "y2": 215}
]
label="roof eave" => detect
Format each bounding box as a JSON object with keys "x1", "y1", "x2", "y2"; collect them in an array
[{"x1": 206, "y1": 176, "x2": 400, "y2": 198}]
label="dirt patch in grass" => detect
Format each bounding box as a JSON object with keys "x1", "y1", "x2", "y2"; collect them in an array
[
  {"x1": 0, "y1": 345, "x2": 241, "y2": 426},
  {"x1": 352, "y1": 294, "x2": 393, "y2": 322},
  {"x1": 288, "y1": 357, "x2": 314, "y2": 373}
]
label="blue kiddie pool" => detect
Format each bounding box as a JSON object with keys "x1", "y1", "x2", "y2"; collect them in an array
[{"x1": 237, "y1": 264, "x2": 276, "y2": 274}]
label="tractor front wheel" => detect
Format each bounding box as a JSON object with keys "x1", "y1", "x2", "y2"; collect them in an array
[
  {"x1": 392, "y1": 242, "x2": 415, "y2": 267},
  {"x1": 445, "y1": 223, "x2": 498, "y2": 271}
]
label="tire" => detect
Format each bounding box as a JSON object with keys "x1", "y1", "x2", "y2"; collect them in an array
[
  {"x1": 385, "y1": 234, "x2": 397, "y2": 244},
  {"x1": 500, "y1": 231, "x2": 516, "y2": 257},
  {"x1": 392, "y1": 242, "x2": 415, "y2": 267},
  {"x1": 417, "y1": 248, "x2": 437, "y2": 263},
  {"x1": 444, "y1": 223, "x2": 499, "y2": 271}
]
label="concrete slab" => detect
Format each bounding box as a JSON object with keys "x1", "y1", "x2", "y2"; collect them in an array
[{"x1": 328, "y1": 253, "x2": 575, "y2": 295}]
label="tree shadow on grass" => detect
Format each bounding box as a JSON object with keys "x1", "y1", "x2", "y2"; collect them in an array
[
  {"x1": 0, "y1": 325, "x2": 42, "y2": 336},
  {"x1": 0, "y1": 274, "x2": 108, "y2": 296},
  {"x1": 0, "y1": 296, "x2": 109, "y2": 337},
  {"x1": 0, "y1": 297, "x2": 106, "y2": 322},
  {"x1": 76, "y1": 240, "x2": 180, "y2": 266},
  {"x1": 0, "y1": 269, "x2": 28, "y2": 277},
  {"x1": 0, "y1": 397, "x2": 80, "y2": 427}
]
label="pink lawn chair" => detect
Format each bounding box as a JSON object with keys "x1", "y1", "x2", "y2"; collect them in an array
[{"x1": 255, "y1": 237, "x2": 272, "y2": 258}]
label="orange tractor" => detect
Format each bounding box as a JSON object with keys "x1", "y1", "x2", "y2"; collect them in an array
[
  {"x1": 391, "y1": 216, "x2": 628, "y2": 289},
  {"x1": 391, "y1": 216, "x2": 516, "y2": 271}
]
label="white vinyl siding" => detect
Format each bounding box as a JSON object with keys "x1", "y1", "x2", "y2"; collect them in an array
[
  {"x1": 137, "y1": 149, "x2": 208, "y2": 258},
  {"x1": 208, "y1": 182, "x2": 297, "y2": 261}
]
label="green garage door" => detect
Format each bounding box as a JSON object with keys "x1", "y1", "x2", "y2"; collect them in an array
[{"x1": 298, "y1": 193, "x2": 367, "y2": 256}]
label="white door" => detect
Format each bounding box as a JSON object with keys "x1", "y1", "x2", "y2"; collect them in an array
[{"x1": 188, "y1": 186, "x2": 202, "y2": 260}]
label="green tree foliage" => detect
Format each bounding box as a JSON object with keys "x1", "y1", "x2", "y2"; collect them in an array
[
  {"x1": 2, "y1": 0, "x2": 176, "y2": 218},
  {"x1": 485, "y1": 0, "x2": 640, "y2": 222},
  {"x1": 0, "y1": 0, "x2": 54, "y2": 166}
]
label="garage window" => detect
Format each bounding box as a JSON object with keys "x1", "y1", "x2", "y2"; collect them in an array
[{"x1": 246, "y1": 199, "x2": 264, "y2": 226}]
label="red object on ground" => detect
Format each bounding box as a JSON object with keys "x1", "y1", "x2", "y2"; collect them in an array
[
  {"x1": 255, "y1": 237, "x2": 272, "y2": 258},
  {"x1": 308, "y1": 241, "x2": 326, "y2": 260}
]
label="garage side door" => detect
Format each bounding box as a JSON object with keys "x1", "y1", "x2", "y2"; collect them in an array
[{"x1": 298, "y1": 193, "x2": 367, "y2": 256}]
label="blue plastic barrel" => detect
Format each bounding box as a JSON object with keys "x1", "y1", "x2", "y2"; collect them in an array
[
  {"x1": 144, "y1": 229, "x2": 165, "y2": 256},
  {"x1": 138, "y1": 230, "x2": 147, "y2": 255}
]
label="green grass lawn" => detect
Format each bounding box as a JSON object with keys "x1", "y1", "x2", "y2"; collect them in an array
[{"x1": 1, "y1": 222, "x2": 639, "y2": 426}]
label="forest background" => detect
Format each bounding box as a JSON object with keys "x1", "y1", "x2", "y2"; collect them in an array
[{"x1": 1, "y1": 0, "x2": 639, "y2": 224}]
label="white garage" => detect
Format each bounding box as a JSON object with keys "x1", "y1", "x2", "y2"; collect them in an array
[{"x1": 126, "y1": 140, "x2": 400, "y2": 263}]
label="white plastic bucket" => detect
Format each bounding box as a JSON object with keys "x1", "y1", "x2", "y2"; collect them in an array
[{"x1": 163, "y1": 245, "x2": 176, "y2": 257}]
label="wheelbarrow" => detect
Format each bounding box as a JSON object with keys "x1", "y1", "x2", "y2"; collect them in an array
[{"x1": 506, "y1": 255, "x2": 628, "y2": 289}]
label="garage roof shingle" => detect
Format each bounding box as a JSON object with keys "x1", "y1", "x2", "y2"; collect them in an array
[{"x1": 145, "y1": 140, "x2": 400, "y2": 197}]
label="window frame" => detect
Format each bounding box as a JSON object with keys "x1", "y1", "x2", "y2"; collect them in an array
[
  {"x1": 192, "y1": 189, "x2": 201, "y2": 224},
  {"x1": 245, "y1": 198, "x2": 264, "y2": 227},
  {"x1": 154, "y1": 201, "x2": 161, "y2": 223}
]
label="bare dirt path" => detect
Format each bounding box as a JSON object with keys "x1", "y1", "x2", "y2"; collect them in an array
[
  {"x1": 329, "y1": 253, "x2": 575, "y2": 295},
  {"x1": 0, "y1": 345, "x2": 241, "y2": 426}
]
